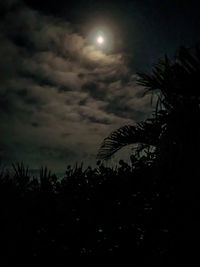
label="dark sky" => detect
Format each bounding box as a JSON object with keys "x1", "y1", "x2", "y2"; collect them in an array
[{"x1": 1, "y1": 0, "x2": 200, "y2": 171}]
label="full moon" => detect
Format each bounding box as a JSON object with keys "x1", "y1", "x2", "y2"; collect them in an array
[
  {"x1": 88, "y1": 28, "x2": 113, "y2": 50},
  {"x1": 97, "y1": 35, "x2": 104, "y2": 45}
]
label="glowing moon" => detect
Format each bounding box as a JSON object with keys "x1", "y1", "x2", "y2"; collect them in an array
[
  {"x1": 97, "y1": 35, "x2": 104, "y2": 45},
  {"x1": 88, "y1": 28, "x2": 113, "y2": 50}
]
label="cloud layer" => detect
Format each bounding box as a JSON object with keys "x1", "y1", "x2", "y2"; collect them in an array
[{"x1": 0, "y1": 2, "x2": 152, "y2": 170}]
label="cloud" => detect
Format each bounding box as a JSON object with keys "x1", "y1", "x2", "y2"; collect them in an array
[{"x1": 0, "y1": 2, "x2": 153, "y2": 170}]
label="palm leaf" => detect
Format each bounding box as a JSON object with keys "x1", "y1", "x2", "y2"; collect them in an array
[
  {"x1": 138, "y1": 46, "x2": 200, "y2": 102},
  {"x1": 97, "y1": 120, "x2": 161, "y2": 160}
]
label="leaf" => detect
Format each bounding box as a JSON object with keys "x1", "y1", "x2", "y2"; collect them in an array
[{"x1": 97, "y1": 120, "x2": 161, "y2": 160}]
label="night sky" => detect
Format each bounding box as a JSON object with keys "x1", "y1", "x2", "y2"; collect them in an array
[{"x1": 1, "y1": 0, "x2": 200, "y2": 171}]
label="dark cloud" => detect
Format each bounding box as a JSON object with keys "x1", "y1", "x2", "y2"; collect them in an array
[{"x1": 0, "y1": 1, "x2": 152, "y2": 170}]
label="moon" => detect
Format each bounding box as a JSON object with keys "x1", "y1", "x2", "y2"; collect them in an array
[
  {"x1": 88, "y1": 28, "x2": 113, "y2": 50},
  {"x1": 97, "y1": 35, "x2": 104, "y2": 45}
]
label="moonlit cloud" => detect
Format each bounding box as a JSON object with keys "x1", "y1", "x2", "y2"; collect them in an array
[{"x1": 0, "y1": 1, "x2": 153, "y2": 170}]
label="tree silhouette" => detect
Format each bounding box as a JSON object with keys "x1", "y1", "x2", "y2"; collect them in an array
[
  {"x1": 97, "y1": 46, "x2": 200, "y2": 261},
  {"x1": 97, "y1": 46, "x2": 200, "y2": 166}
]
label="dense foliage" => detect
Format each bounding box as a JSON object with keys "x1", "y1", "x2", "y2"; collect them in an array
[{"x1": 0, "y1": 160, "x2": 174, "y2": 264}]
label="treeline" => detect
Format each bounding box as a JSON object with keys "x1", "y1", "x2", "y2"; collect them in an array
[{"x1": 0, "y1": 158, "x2": 174, "y2": 264}]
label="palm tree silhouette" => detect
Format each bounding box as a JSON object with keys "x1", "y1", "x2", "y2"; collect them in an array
[
  {"x1": 97, "y1": 46, "x2": 200, "y2": 255},
  {"x1": 97, "y1": 46, "x2": 200, "y2": 166}
]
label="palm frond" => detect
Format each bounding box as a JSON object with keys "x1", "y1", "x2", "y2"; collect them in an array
[
  {"x1": 97, "y1": 120, "x2": 161, "y2": 160},
  {"x1": 137, "y1": 46, "x2": 200, "y2": 103}
]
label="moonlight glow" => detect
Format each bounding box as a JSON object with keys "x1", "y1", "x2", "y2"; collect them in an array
[
  {"x1": 88, "y1": 27, "x2": 113, "y2": 51},
  {"x1": 97, "y1": 35, "x2": 104, "y2": 45}
]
